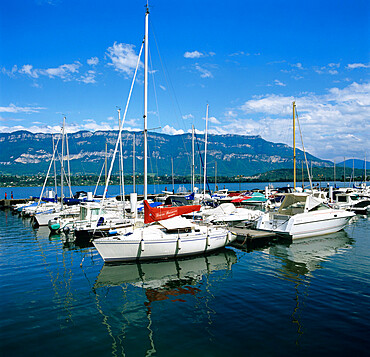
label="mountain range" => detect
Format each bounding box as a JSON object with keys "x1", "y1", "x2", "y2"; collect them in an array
[{"x1": 0, "y1": 130, "x2": 333, "y2": 177}]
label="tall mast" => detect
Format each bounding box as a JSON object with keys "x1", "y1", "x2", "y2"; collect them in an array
[
  {"x1": 293, "y1": 101, "x2": 296, "y2": 191},
  {"x1": 365, "y1": 153, "x2": 367, "y2": 186},
  {"x1": 334, "y1": 160, "x2": 336, "y2": 187},
  {"x1": 353, "y1": 157, "x2": 355, "y2": 185},
  {"x1": 133, "y1": 133, "x2": 136, "y2": 193},
  {"x1": 215, "y1": 161, "x2": 217, "y2": 191},
  {"x1": 192, "y1": 124, "x2": 195, "y2": 192},
  {"x1": 52, "y1": 135, "x2": 57, "y2": 198},
  {"x1": 344, "y1": 156, "x2": 346, "y2": 187},
  {"x1": 61, "y1": 116, "x2": 65, "y2": 210},
  {"x1": 143, "y1": 4, "x2": 149, "y2": 201},
  {"x1": 65, "y1": 130, "x2": 73, "y2": 198},
  {"x1": 171, "y1": 157, "x2": 174, "y2": 193},
  {"x1": 105, "y1": 141, "x2": 108, "y2": 187},
  {"x1": 118, "y1": 108, "x2": 125, "y2": 207},
  {"x1": 203, "y1": 104, "x2": 209, "y2": 198}
]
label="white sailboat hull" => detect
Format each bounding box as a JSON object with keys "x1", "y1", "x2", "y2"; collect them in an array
[
  {"x1": 256, "y1": 210, "x2": 355, "y2": 240},
  {"x1": 93, "y1": 226, "x2": 235, "y2": 262}
]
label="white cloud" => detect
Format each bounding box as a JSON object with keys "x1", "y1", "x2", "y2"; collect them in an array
[
  {"x1": 234, "y1": 81, "x2": 370, "y2": 160},
  {"x1": 87, "y1": 57, "x2": 99, "y2": 66},
  {"x1": 42, "y1": 62, "x2": 81, "y2": 79},
  {"x1": 0, "y1": 104, "x2": 46, "y2": 113},
  {"x1": 106, "y1": 42, "x2": 142, "y2": 75},
  {"x1": 314, "y1": 63, "x2": 341, "y2": 75},
  {"x1": 79, "y1": 70, "x2": 97, "y2": 84},
  {"x1": 274, "y1": 79, "x2": 286, "y2": 87},
  {"x1": 0, "y1": 117, "x2": 143, "y2": 134},
  {"x1": 159, "y1": 85, "x2": 166, "y2": 91},
  {"x1": 229, "y1": 51, "x2": 250, "y2": 57},
  {"x1": 19, "y1": 64, "x2": 39, "y2": 78},
  {"x1": 224, "y1": 110, "x2": 237, "y2": 118},
  {"x1": 346, "y1": 62, "x2": 370, "y2": 69},
  {"x1": 17, "y1": 62, "x2": 82, "y2": 80},
  {"x1": 184, "y1": 51, "x2": 204, "y2": 59},
  {"x1": 195, "y1": 64, "x2": 213, "y2": 78},
  {"x1": 292, "y1": 62, "x2": 304, "y2": 69},
  {"x1": 162, "y1": 125, "x2": 184, "y2": 135},
  {"x1": 204, "y1": 116, "x2": 221, "y2": 124},
  {"x1": 124, "y1": 118, "x2": 140, "y2": 127},
  {"x1": 2, "y1": 65, "x2": 18, "y2": 77},
  {"x1": 182, "y1": 114, "x2": 194, "y2": 120}
]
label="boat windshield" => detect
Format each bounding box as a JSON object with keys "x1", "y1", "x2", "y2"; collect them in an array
[{"x1": 278, "y1": 195, "x2": 307, "y2": 215}]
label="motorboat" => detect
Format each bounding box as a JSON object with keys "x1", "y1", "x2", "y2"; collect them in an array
[
  {"x1": 255, "y1": 193, "x2": 355, "y2": 239},
  {"x1": 330, "y1": 192, "x2": 370, "y2": 214},
  {"x1": 197, "y1": 203, "x2": 263, "y2": 226}
]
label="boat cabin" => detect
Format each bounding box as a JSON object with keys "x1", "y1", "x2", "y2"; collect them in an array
[
  {"x1": 79, "y1": 203, "x2": 107, "y2": 221},
  {"x1": 277, "y1": 194, "x2": 329, "y2": 216}
]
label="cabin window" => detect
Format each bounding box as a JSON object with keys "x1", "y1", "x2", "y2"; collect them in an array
[
  {"x1": 310, "y1": 203, "x2": 330, "y2": 212},
  {"x1": 80, "y1": 207, "x2": 87, "y2": 220}
]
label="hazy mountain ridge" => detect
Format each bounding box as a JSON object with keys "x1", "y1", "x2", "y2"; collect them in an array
[{"x1": 0, "y1": 130, "x2": 332, "y2": 176}]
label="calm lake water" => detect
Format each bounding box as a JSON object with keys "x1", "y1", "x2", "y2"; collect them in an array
[{"x1": 0, "y1": 186, "x2": 369, "y2": 356}]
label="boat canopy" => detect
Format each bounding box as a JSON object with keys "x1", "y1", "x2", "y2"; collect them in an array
[{"x1": 278, "y1": 193, "x2": 324, "y2": 215}]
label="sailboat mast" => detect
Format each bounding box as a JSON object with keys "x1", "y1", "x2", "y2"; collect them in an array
[
  {"x1": 365, "y1": 153, "x2": 367, "y2": 186},
  {"x1": 105, "y1": 141, "x2": 107, "y2": 187},
  {"x1": 118, "y1": 108, "x2": 125, "y2": 207},
  {"x1": 203, "y1": 104, "x2": 209, "y2": 198},
  {"x1": 133, "y1": 133, "x2": 136, "y2": 193},
  {"x1": 215, "y1": 161, "x2": 217, "y2": 191},
  {"x1": 192, "y1": 124, "x2": 195, "y2": 192},
  {"x1": 61, "y1": 116, "x2": 65, "y2": 210},
  {"x1": 293, "y1": 101, "x2": 296, "y2": 191},
  {"x1": 143, "y1": 4, "x2": 149, "y2": 201},
  {"x1": 353, "y1": 158, "x2": 355, "y2": 185},
  {"x1": 344, "y1": 156, "x2": 346, "y2": 187},
  {"x1": 52, "y1": 135, "x2": 57, "y2": 198},
  {"x1": 171, "y1": 157, "x2": 174, "y2": 193}
]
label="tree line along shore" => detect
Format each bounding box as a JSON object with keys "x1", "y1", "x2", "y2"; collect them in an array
[{"x1": 0, "y1": 167, "x2": 367, "y2": 188}]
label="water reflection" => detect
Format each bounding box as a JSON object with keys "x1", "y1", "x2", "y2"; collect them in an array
[
  {"x1": 270, "y1": 230, "x2": 353, "y2": 277},
  {"x1": 92, "y1": 249, "x2": 237, "y2": 356},
  {"x1": 94, "y1": 248, "x2": 237, "y2": 298},
  {"x1": 268, "y1": 230, "x2": 354, "y2": 345}
]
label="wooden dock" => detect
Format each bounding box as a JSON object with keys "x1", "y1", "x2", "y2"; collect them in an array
[
  {"x1": 0, "y1": 199, "x2": 29, "y2": 208},
  {"x1": 230, "y1": 227, "x2": 277, "y2": 241}
]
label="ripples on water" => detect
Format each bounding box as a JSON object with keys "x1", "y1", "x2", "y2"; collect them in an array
[{"x1": 0, "y1": 210, "x2": 369, "y2": 356}]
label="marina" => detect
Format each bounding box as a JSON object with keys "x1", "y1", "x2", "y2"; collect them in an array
[
  {"x1": 1, "y1": 0, "x2": 369, "y2": 355},
  {"x1": 0, "y1": 186, "x2": 369, "y2": 356}
]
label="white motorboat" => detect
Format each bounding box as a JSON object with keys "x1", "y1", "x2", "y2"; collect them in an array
[
  {"x1": 199, "y1": 203, "x2": 263, "y2": 225},
  {"x1": 331, "y1": 192, "x2": 370, "y2": 214},
  {"x1": 34, "y1": 205, "x2": 80, "y2": 226},
  {"x1": 255, "y1": 193, "x2": 355, "y2": 239}
]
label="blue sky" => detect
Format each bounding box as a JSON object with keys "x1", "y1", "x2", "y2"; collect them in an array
[{"x1": 0, "y1": 0, "x2": 369, "y2": 162}]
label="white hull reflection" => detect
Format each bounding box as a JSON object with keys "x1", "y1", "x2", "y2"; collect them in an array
[
  {"x1": 94, "y1": 248, "x2": 237, "y2": 290},
  {"x1": 268, "y1": 230, "x2": 353, "y2": 275}
]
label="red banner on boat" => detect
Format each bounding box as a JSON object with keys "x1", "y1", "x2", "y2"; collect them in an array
[{"x1": 144, "y1": 200, "x2": 201, "y2": 224}]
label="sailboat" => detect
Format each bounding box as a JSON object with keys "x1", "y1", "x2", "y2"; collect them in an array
[
  {"x1": 93, "y1": 5, "x2": 235, "y2": 262},
  {"x1": 255, "y1": 102, "x2": 355, "y2": 239}
]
